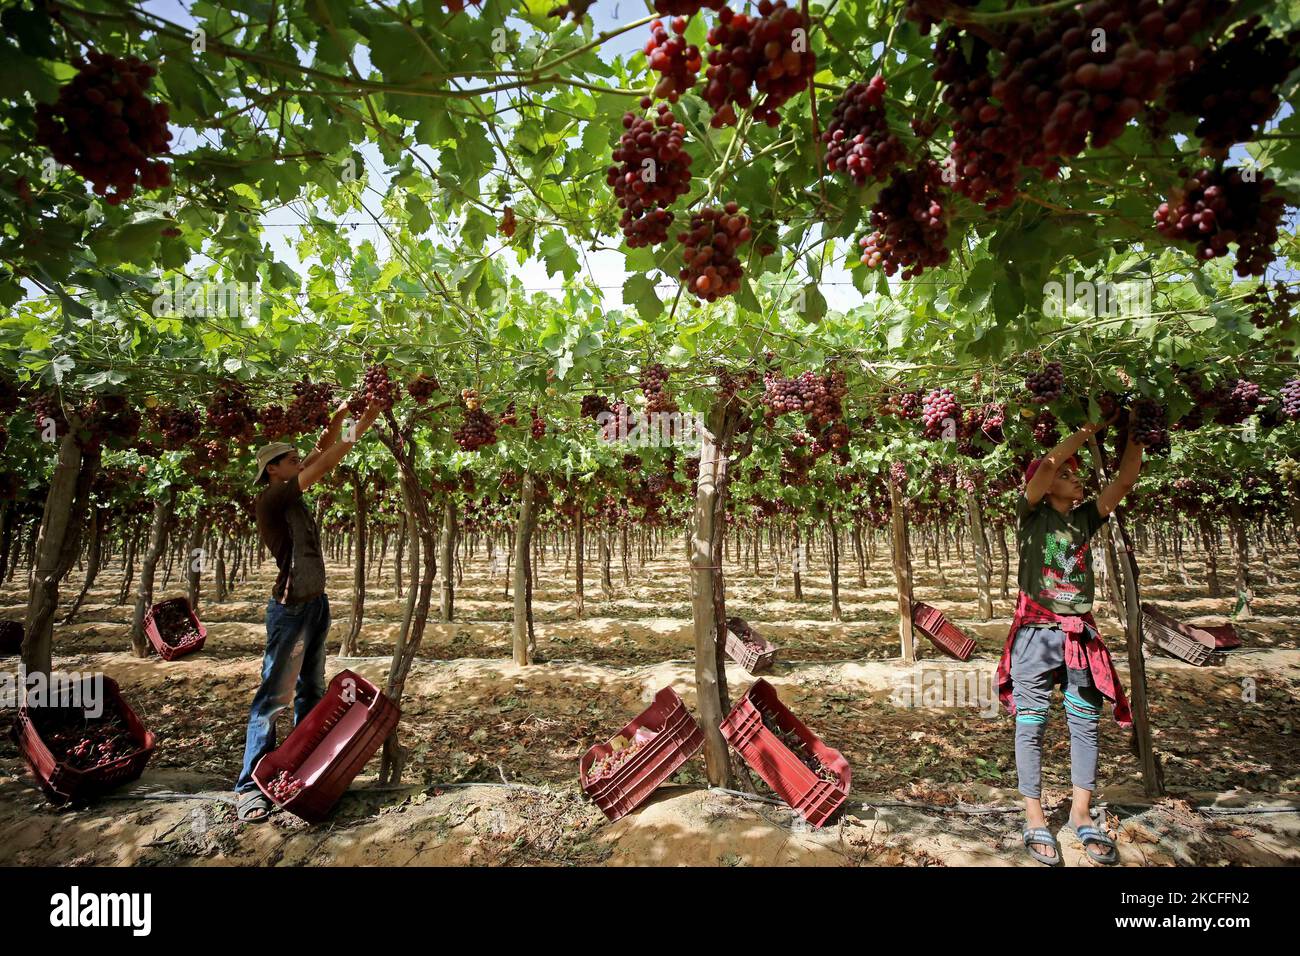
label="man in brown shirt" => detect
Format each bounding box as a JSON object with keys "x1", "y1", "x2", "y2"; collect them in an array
[{"x1": 235, "y1": 398, "x2": 381, "y2": 821}]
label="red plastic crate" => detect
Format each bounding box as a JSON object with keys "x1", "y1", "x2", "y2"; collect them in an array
[
  {"x1": 1141, "y1": 604, "x2": 1219, "y2": 665},
  {"x1": 0, "y1": 620, "x2": 21, "y2": 656},
  {"x1": 720, "y1": 679, "x2": 851, "y2": 829},
  {"x1": 15, "y1": 675, "x2": 156, "y2": 805},
  {"x1": 579, "y1": 686, "x2": 705, "y2": 822},
  {"x1": 911, "y1": 603, "x2": 976, "y2": 661},
  {"x1": 252, "y1": 669, "x2": 400, "y2": 822},
  {"x1": 1197, "y1": 622, "x2": 1243, "y2": 650},
  {"x1": 724, "y1": 617, "x2": 778, "y2": 675},
  {"x1": 143, "y1": 597, "x2": 207, "y2": 661}
]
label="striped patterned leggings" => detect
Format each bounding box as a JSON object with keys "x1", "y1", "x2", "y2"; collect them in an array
[{"x1": 1009, "y1": 625, "x2": 1105, "y2": 799}]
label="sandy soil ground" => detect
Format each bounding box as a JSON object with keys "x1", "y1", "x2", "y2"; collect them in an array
[{"x1": 0, "y1": 536, "x2": 1296, "y2": 866}]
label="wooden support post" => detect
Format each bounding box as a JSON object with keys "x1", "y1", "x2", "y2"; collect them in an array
[
  {"x1": 889, "y1": 482, "x2": 915, "y2": 663},
  {"x1": 1088, "y1": 437, "x2": 1163, "y2": 798}
]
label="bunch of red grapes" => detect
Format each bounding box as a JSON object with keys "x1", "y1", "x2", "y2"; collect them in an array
[
  {"x1": 714, "y1": 365, "x2": 756, "y2": 401},
  {"x1": 1215, "y1": 378, "x2": 1266, "y2": 425},
  {"x1": 407, "y1": 373, "x2": 439, "y2": 404},
  {"x1": 1032, "y1": 409, "x2": 1059, "y2": 447},
  {"x1": 933, "y1": 30, "x2": 1026, "y2": 211},
  {"x1": 1128, "y1": 397, "x2": 1169, "y2": 447},
  {"x1": 266, "y1": 769, "x2": 304, "y2": 804},
  {"x1": 499, "y1": 402, "x2": 518, "y2": 427},
  {"x1": 609, "y1": 102, "x2": 693, "y2": 248},
  {"x1": 977, "y1": 402, "x2": 1006, "y2": 443},
  {"x1": 454, "y1": 407, "x2": 498, "y2": 451},
  {"x1": 34, "y1": 52, "x2": 171, "y2": 204},
  {"x1": 1163, "y1": 17, "x2": 1300, "y2": 152},
  {"x1": 645, "y1": 17, "x2": 701, "y2": 102},
  {"x1": 153, "y1": 405, "x2": 202, "y2": 450},
  {"x1": 640, "y1": 362, "x2": 678, "y2": 413},
  {"x1": 1025, "y1": 362, "x2": 1064, "y2": 403},
  {"x1": 703, "y1": 2, "x2": 816, "y2": 128},
  {"x1": 822, "y1": 74, "x2": 905, "y2": 186},
  {"x1": 207, "y1": 381, "x2": 258, "y2": 441},
  {"x1": 858, "y1": 160, "x2": 950, "y2": 280},
  {"x1": 600, "y1": 401, "x2": 637, "y2": 442},
  {"x1": 990, "y1": 2, "x2": 1219, "y2": 169},
  {"x1": 1280, "y1": 379, "x2": 1300, "y2": 420},
  {"x1": 350, "y1": 364, "x2": 397, "y2": 414},
  {"x1": 32, "y1": 394, "x2": 68, "y2": 437},
  {"x1": 1153, "y1": 167, "x2": 1287, "y2": 276},
  {"x1": 1244, "y1": 282, "x2": 1300, "y2": 330},
  {"x1": 929, "y1": 1, "x2": 1235, "y2": 211},
  {"x1": 581, "y1": 394, "x2": 611, "y2": 419},
  {"x1": 529, "y1": 408, "x2": 546, "y2": 438},
  {"x1": 286, "y1": 379, "x2": 334, "y2": 432},
  {"x1": 882, "y1": 389, "x2": 923, "y2": 419},
  {"x1": 761, "y1": 370, "x2": 845, "y2": 427},
  {"x1": 920, "y1": 387, "x2": 961, "y2": 440},
  {"x1": 83, "y1": 395, "x2": 141, "y2": 445},
  {"x1": 679, "y1": 203, "x2": 750, "y2": 300},
  {"x1": 258, "y1": 405, "x2": 290, "y2": 441},
  {"x1": 889, "y1": 459, "x2": 908, "y2": 488}
]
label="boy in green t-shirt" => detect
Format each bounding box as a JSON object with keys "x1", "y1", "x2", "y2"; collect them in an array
[{"x1": 1011, "y1": 414, "x2": 1144, "y2": 865}]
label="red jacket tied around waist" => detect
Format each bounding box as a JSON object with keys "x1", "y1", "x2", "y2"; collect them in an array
[{"x1": 996, "y1": 591, "x2": 1133, "y2": 728}]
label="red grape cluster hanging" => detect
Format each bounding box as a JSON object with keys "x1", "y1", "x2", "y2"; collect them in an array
[
  {"x1": 35, "y1": 52, "x2": 172, "y2": 204},
  {"x1": 822, "y1": 74, "x2": 906, "y2": 186},
  {"x1": 703, "y1": 2, "x2": 816, "y2": 128}
]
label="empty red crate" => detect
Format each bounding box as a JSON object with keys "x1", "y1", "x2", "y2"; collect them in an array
[
  {"x1": 15, "y1": 675, "x2": 156, "y2": 804},
  {"x1": 912, "y1": 603, "x2": 976, "y2": 661},
  {"x1": 720, "y1": 679, "x2": 850, "y2": 828},
  {"x1": 579, "y1": 686, "x2": 705, "y2": 822},
  {"x1": 1141, "y1": 604, "x2": 1218, "y2": 665},
  {"x1": 143, "y1": 597, "x2": 207, "y2": 660},
  {"x1": 1197, "y1": 622, "x2": 1243, "y2": 650},
  {"x1": 724, "y1": 617, "x2": 778, "y2": 674},
  {"x1": 253, "y1": 669, "x2": 400, "y2": 822},
  {"x1": 0, "y1": 620, "x2": 21, "y2": 656}
]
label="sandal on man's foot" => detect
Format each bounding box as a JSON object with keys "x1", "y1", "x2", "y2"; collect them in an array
[
  {"x1": 237, "y1": 790, "x2": 274, "y2": 823},
  {"x1": 1065, "y1": 822, "x2": 1118, "y2": 865},
  {"x1": 1022, "y1": 826, "x2": 1062, "y2": 866}
]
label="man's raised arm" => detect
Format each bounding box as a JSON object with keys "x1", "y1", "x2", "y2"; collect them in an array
[{"x1": 299, "y1": 403, "x2": 380, "y2": 491}]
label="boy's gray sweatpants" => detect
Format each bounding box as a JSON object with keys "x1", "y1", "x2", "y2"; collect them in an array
[{"x1": 1010, "y1": 625, "x2": 1104, "y2": 798}]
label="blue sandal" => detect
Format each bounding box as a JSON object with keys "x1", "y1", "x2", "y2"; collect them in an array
[
  {"x1": 1066, "y1": 822, "x2": 1118, "y2": 865},
  {"x1": 1022, "y1": 826, "x2": 1062, "y2": 866}
]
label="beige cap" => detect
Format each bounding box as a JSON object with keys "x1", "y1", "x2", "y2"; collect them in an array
[{"x1": 254, "y1": 442, "x2": 295, "y2": 484}]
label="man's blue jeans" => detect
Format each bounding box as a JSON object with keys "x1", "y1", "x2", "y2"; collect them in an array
[{"x1": 235, "y1": 594, "x2": 331, "y2": 793}]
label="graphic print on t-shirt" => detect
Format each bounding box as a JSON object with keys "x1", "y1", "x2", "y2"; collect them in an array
[{"x1": 1040, "y1": 529, "x2": 1091, "y2": 606}]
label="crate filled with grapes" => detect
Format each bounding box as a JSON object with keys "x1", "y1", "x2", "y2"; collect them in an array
[
  {"x1": 720, "y1": 679, "x2": 850, "y2": 828},
  {"x1": 143, "y1": 597, "x2": 207, "y2": 661},
  {"x1": 16, "y1": 676, "x2": 157, "y2": 804},
  {"x1": 252, "y1": 669, "x2": 400, "y2": 822},
  {"x1": 724, "y1": 617, "x2": 778, "y2": 675},
  {"x1": 579, "y1": 686, "x2": 705, "y2": 822}
]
